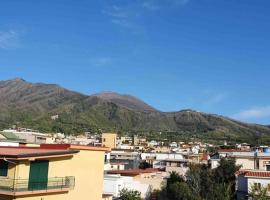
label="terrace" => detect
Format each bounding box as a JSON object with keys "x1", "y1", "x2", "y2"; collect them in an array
[{"x1": 0, "y1": 176, "x2": 75, "y2": 196}]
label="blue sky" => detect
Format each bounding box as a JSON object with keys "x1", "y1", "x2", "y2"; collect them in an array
[{"x1": 0, "y1": 0, "x2": 270, "y2": 124}]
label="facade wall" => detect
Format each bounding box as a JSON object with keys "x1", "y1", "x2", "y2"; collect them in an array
[
  {"x1": 235, "y1": 158, "x2": 254, "y2": 170},
  {"x1": 3, "y1": 150, "x2": 105, "y2": 200},
  {"x1": 102, "y1": 133, "x2": 117, "y2": 149},
  {"x1": 259, "y1": 159, "x2": 270, "y2": 170},
  {"x1": 248, "y1": 177, "x2": 270, "y2": 193}
]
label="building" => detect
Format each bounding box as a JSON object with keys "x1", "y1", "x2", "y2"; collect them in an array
[
  {"x1": 2, "y1": 129, "x2": 53, "y2": 144},
  {"x1": 104, "y1": 168, "x2": 165, "y2": 199},
  {"x1": 102, "y1": 133, "x2": 117, "y2": 149},
  {"x1": 210, "y1": 150, "x2": 270, "y2": 170},
  {"x1": 0, "y1": 144, "x2": 109, "y2": 200},
  {"x1": 236, "y1": 170, "x2": 270, "y2": 199},
  {"x1": 110, "y1": 150, "x2": 140, "y2": 169}
]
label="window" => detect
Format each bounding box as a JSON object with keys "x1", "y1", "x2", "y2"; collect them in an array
[
  {"x1": 254, "y1": 183, "x2": 262, "y2": 191},
  {"x1": 0, "y1": 160, "x2": 8, "y2": 176}
]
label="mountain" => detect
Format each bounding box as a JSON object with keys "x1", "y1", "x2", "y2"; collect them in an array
[
  {"x1": 92, "y1": 92, "x2": 156, "y2": 112},
  {"x1": 0, "y1": 78, "x2": 270, "y2": 143}
]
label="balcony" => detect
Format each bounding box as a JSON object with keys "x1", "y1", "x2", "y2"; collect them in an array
[{"x1": 0, "y1": 176, "x2": 75, "y2": 196}]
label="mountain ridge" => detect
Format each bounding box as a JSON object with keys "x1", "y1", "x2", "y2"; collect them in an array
[
  {"x1": 0, "y1": 78, "x2": 270, "y2": 143},
  {"x1": 92, "y1": 91, "x2": 157, "y2": 112}
]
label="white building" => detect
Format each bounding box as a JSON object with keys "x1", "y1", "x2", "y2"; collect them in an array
[
  {"x1": 103, "y1": 174, "x2": 151, "y2": 199},
  {"x1": 236, "y1": 170, "x2": 270, "y2": 200},
  {"x1": 3, "y1": 129, "x2": 53, "y2": 144},
  {"x1": 210, "y1": 150, "x2": 270, "y2": 170}
]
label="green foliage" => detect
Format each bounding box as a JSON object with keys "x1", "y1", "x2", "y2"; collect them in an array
[
  {"x1": 213, "y1": 157, "x2": 241, "y2": 194},
  {"x1": 119, "y1": 188, "x2": 142, "y2": 200},
  {"x1": 138, "y1": 161, "x2": 152, "y2": 169},
  {"x1": 249, "y1": 184, "x2": 270, "y2": 200},
  {"x1": 167, "y1": 171, "x2": 185, "y2": 186},
  {"x1": 160, "y1": 158, "x2": 240, "y2": 200},
  {"x1": 168, "y1": 182, "x2": 201, "y2": 200}
]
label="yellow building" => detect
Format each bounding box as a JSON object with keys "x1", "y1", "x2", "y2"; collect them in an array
[
  {"x1": 0, "y1": 144, "x2": 109, "y2": 200},
  {"x1": 102, "y1": 133, "x2": 117, "y2": 149}
]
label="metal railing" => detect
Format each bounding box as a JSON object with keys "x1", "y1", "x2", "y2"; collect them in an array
[{"x1": 0, "y1": 176, "x2": 75, "y2": 193}]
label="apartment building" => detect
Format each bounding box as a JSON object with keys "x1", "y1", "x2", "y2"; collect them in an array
[
  {"x1": 0, "y1": 144, "x2": 109, "y2": 200},
  {"x1": 104, "y1": 168, "x2": 165, "y2": 199},
  {"x1": 102, "y1": 133, "x2": 117, "y2": 149},
  {"x1": 210, "y1": 150, "x2": 270, "y2": 170}
]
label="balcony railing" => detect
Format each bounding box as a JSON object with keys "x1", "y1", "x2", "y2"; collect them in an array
[{"x1": 0, "y1": 176, "x2": 75, "y2": 194}]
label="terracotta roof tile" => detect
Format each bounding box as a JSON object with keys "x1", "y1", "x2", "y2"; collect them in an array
[{"x1": 236, "y1": 170, "x2": 270, "y2": 178}]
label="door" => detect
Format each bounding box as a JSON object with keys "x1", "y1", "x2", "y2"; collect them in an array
[{"x1": 28, "y1": 160, "x2": 49, "y2": 190}]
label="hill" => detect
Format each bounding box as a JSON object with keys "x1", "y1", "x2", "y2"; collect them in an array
[
  {"x1": 0, "y1": 78, "x2": 270, "y2": 144},
  {"x1": 92, "y1": 92, "x2": 156, "y2": 112}
]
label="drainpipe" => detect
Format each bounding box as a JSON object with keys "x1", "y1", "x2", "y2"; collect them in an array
[
  {"x1": 3, "y1": 158, "x2": 17, "y2": 194},
  {"x1": 254, "y1": 151, "x2": 258, "y2": 169}
]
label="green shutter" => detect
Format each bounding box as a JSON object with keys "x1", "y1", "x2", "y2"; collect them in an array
[
  {"x1": 0, "y1": 160, "x2": 8, "y2": 176},
  {"x1": 28, "y1": 160, "x2": 49, "y2": 190}
]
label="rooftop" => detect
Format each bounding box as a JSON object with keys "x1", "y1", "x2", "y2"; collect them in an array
[
  {"x1": 0, "y1": 132, "x2": 20, "y2": 140},
  {"x1": 0, "y1": 146, "x2": 79, "y2": 160},
  {"x1": 236, "y1": 170, "x2": 270, "y2": 178},
  {"x1": 218, "y1": 149, "x2": 251, "y2": 153},
  {"x1": 40, "y1": 144, "x2": 110, "y2": 152},
  {"x1": 107, "y1": 168, "x2": 161, "y2": 176}
]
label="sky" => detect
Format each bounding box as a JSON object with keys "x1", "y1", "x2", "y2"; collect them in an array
[{"x1": 0, "y1": 0, "x2": 270, "y2": 124}]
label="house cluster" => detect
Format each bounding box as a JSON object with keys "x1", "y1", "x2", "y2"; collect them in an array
[
  {"x1": 1, "y1": 128, "x2": 270, "y2": 200},
  {"x1": 101, "y1": 133, "x2": 270, "y2": 199},
  {"x1": 101, "y1": 133, "x2": 209, "y2": 199},
  {"x1": 210, "y1": 148, "x2": 270, "y2": 199}
]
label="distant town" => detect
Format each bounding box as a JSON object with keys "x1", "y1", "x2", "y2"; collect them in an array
[{"x1": 0, "y1": 126, "x2": 269, "y2": 199}]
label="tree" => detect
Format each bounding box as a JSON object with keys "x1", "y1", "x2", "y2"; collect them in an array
[
  {"x1": 211, "y1": 183, "x2": 234, "y2": 200},
  {"x1": 160, "y1": 159, "x2": 240, "y2": 200},
  {"x1": 214, "y1": 157, "x2": 240, "y2": 184},
  {"x1": 119, "y1": 188, "x2": 142, "y2": 200},
  {"x1": 139, "y1": 161, "x2": 152, "y2": 169},
  {"x1": 167, "y1": 182, "x2": 201, "y2": 200},
  {"x1": 166, "y1": 171, "x2": 184, "y2": 187}
]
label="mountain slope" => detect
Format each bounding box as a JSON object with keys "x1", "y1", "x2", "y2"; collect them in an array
[
  {"x1": 0, "y1": 78, "x2": 270, "y2": 143},
  {"x1": 92, "y1": 92, "x2": 156, "y2": 112}
]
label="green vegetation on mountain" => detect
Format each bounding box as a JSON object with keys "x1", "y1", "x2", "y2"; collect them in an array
[{"x1": 0, "y1": 78, "x2": 270, "y2": 144}]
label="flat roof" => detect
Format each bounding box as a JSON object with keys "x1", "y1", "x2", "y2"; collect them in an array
[
  {"x1": 107, "y1": 168, "x2": 161, "y2": 176},
  {"x1": 0, "y1": 146, "x2": 79, "y2": 160},
  {"x1": 218, "y1": 149, "x2": 251, "y2": 153},
  {"x1": 40, "y1": 144, "x2": 110, "y2": 152}
]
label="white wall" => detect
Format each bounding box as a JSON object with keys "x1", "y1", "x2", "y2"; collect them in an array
[
  {"x1": 103, "y1": 174, "x2": 151, "y2": 199},
  {"x1": 248, "y1": 177, "x2": 270, "y2": 193},
  {"x1": 141, "y1": 153, "x2": 184, "y2": 160}
]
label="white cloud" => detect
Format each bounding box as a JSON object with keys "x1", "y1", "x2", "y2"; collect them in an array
[
  {"x1": 91, "y1": 57, "x2": 113, "y2": 67},
  {"x1": 103, "y1": 0, "x2": 190, "y2": 29},
  {"x1": 201, "y1": 91, "x2": 229, "y2": 107},
  {"x1": 102, "y1": 4, "x2": 139, "y2": 28},
  {"x1": 142, "y1": 0, "x2": 190, "y2": 10},
  {"x1": 0, "y1": 30, "x2": 20, "y2": 49},
  {"x1": 232, "y1": 106, "x2": 270, "y2": 121},
  {"x1": 210, "y1": 93, "x2": 228, "y2": 103}
]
